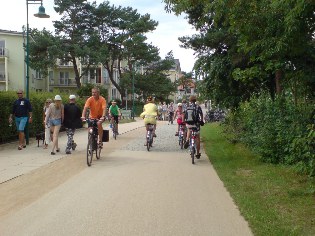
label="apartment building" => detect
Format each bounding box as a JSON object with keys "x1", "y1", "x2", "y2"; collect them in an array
[
  {"x1": 0, "y1": 30, "x2": 25, "y2": 91},
  {"x1": 0, "y1": 29, "x2": 119, "y2": 102}
]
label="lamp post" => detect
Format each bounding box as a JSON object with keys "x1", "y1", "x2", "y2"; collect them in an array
[
  {"x1": 132, "y1": 61, "x2": 135, "y2": 119},
  {"x1": 25, "y1": 0, "x2": 49, "y2": 144}
]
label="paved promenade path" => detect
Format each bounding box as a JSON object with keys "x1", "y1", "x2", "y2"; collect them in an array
[{"x1": 0, "y1": 107, "x2": 253, "y2": 236}]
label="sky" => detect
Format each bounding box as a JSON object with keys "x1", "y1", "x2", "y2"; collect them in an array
[{"x1": 0, "y1": 0, "x2": 197, "y2": 72}]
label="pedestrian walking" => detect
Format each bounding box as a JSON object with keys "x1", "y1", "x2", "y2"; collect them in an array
[
  {"x1": 8, "y1": 89, "x2": 33, "y2": 150},
  {"x1": 63, "y1": 95, "x2": 82, "y2": 154},
  {"x1": 45, "y1": 95, "x2": 64, "y2": 155},
  {"x1": 162, "y1": 102, "x2": 167, "y2": 121},
  {"x1": 43, "y1": 98, "x2": 52, "y2": 149}
]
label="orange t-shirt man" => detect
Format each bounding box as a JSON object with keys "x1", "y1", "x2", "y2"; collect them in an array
[{"x1": 84, "y1": 96, "x2": 107, "y2": 119}]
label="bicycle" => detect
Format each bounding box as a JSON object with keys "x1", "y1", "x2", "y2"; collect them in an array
[
  {"x1": 146, "y1": 123, "x2": 155, "y2": 151},
  {"x1": 188, "y1": 127, "x2": 198, "y2": 164},
  {"x1": 178, "y1": 124, "x2": 187, "y2": 149},
  {"x1": 85, "y1": 119, "x2": 101, "y2": 166},
  {"x1": 110, "y1": 115, "x2": 120, "y2": 140}
]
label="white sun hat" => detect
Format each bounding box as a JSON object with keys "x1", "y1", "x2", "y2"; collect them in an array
[
  {"x1": 69, "y1": 94, "x2": 76, "y2": 99},
  {"x1": 54, "y1": 95, "x2": 62, "y2": 101}
]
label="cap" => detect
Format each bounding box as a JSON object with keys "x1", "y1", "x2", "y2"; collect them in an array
[
  {"x1": 69, "y1": 94, "x2": 76, "y2": 99},
  {"x1": 177, "y1": 103, "x2": 182, "y2": 106},
  {"x1": 54, "y1": 95, "x2": 62, "y2": 101}
]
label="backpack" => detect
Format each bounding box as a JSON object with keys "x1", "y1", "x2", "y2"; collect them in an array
[{"x1": 185, "y1": 104, "x2": 198, "y2": 125}]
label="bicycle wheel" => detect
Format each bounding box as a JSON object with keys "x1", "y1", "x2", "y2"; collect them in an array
[
  {"x1": 146, "y1": 133, "x2": 151, "y2": 151},
  {"x1": 180, "y1": 136, "x2": 184, "y2": 149},
  {"x1": 113, "y1": 122, "x2": 117, "y2": 140},
  {"x1": 96, "y1": 143, "x2": 101, "y2": 160},
  {"x1": 191, "y1": 146, "x2": 195, "y2": 164},
  {"x1": 87, "y1": 135, "x2": 93, "y2": 166}
]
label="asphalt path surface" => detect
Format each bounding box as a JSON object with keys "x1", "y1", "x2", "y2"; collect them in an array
[{"x1": 0, "y1": 120, "x2": 252, "y2": 236}]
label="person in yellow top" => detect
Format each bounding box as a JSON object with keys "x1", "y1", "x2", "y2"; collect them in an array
[
  {"x1": 140, "y1": 96, "x2": 159, "y2": 141},
  {"x1": 81, "y1": 87, "x2": 107, "y2": 146}
]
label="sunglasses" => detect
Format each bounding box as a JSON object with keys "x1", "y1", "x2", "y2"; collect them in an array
[
  {"x1": 17, "y1": 93, "x2": 22, "y2": 94},
  {"x1": 46, "y1": 102, "x2": 51, "y2": 104}
]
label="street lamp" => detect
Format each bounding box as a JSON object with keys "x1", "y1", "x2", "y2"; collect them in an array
[
  {"x1": 25, "y1": 0, "x2": 49, "y2": 144},
  {"x1": 26, "y1": 0, "x2": 50, "y2": 98},
  {"x1": 132, "y1": 61, "x2": 135, "y2": 119}
]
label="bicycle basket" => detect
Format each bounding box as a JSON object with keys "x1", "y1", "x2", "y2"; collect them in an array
[{"x1": 102, "y1": 129, "x2": 109, "y2": 142}]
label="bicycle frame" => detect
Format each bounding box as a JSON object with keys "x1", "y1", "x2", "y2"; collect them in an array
[
  {"x1": 178, "y1": 124, "x2": 186, "y2": 149},
  {"x1": 146, "y1": 124, "x2": 155, "y2": 151},
  {"x1": 86, "y1": 119, "x2": 101, "y2": 166},
  {"x1": 189, "y1": 128, "x2": 197, "y2": 164}
]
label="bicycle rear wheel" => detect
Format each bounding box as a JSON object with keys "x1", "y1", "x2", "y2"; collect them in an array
[
  {"x1": 180, "y1": 136, "x2": 184, "y2": 149},
  {"x1": 190, "y1": 147, "x2": 196, "y2": 164},
  {"x1": 87, "y1": 135, "x2": 93, "y2": 166}
]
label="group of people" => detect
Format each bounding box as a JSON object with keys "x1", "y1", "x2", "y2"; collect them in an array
[
  {"x1": 9, "y1": 87, "x2": 122, "y2": 155},
  {"x1": 141, "y1": 95, "x2": 204, "y2": 157},
  {"x1": 9, "y1": 88, "x2": 203, "y2": 158}
]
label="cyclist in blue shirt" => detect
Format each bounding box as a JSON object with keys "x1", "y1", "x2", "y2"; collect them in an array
[{"x1": 8, "y1": 89, "x2": 33, "y2": 150}]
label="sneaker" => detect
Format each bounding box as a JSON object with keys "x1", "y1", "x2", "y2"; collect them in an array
[
  {"x1": 175, "y1": 132, "x2": 178, "y2": 136},
  {"x1": 153, "y1": 134, "x2": 157, "y2": 138},
  {"x1": 196, "y1": 153, "x2": 201, "y2": 159},
  {"x1": 184, "y1": 141, "x2": 189, "y2": 149},
  {"x1": 66, "y1": 150, "x2": 71, "y2": 154}
]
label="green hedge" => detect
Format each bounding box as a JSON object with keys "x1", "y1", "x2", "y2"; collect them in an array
[
  {"x1": 0, "y1": 91, "x2": 85, "y2": 144},
  {"x1": 222, "y1": 92, "x2": 315, "y2": 176}
]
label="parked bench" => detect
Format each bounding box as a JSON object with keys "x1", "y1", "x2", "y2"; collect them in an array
[{"x1": 121, "y1": 110, "x2": 132, "y2": 119}]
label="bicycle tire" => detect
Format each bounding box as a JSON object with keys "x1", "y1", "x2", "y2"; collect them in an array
[
  {"x1": 96, "y1": 143, "x2": 101, "y2": 160},
  {"x1": 87, "y1": 135, "x2": 93, "y2": 166},
  {"x1": 191, "y1": 146, "x2": 195, "y2": 164},
  {"x1": 147, "y1": 140, "x2": 150, "y2": 151},
  {"x1": 180, "y1": 136, "x2": 184, "y2": 149},
  {"x1": 113, "y1": 121, "x2": 117, "y2": 140}
]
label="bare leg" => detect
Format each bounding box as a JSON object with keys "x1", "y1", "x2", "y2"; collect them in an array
[
  {"x1": 18, "y1": 132, "x2": 25, "y2": 147},
  {"x1": 51, "y1": 125, "x2": 61, "y2": 152}
]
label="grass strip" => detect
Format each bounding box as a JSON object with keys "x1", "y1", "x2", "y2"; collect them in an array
[{"x1": 201, "y1": 123, "x2": 315, "y2": 236}]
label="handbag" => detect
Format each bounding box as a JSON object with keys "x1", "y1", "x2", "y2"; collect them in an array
[{"x1": 102, "y1": 129, "x2": 109, "y2": 142}]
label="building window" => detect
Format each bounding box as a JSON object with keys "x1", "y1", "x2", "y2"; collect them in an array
[{"x1": 59, "y1": 71, "x2": 69, "y2": 85}]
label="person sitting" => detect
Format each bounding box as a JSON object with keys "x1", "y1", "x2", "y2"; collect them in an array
[
  {"x1": 174, "y1": 103, "x2": 185, "y2": 136},
  {"x1": 140, "y1": 96, "x2": 159, "y2": 145},
  {"x1": 184, "y1": 95, "x2": 204, "y2": 159},
  {"x1": 109, "y1": 100, "x2": 121, "y2": 134}
]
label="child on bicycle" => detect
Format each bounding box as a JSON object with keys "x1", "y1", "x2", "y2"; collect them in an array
[
  {"x1": 109, "y1": 100, "x2": 121, "y2": 134},
  {"x1": 174, "y1": 103, "x2": 185, "y2": 136}
]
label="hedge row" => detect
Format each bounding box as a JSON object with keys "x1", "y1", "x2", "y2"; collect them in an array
[{"x1": 222, "y1": 93, "x2": 315, "y2": 176}]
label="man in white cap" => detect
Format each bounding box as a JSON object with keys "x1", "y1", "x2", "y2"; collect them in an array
[{"x1": 63, "y1": 95, "x2": 82, "y2": 154}]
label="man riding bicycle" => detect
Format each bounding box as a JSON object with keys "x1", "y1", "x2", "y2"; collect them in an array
[
  {"x1": 184, "y1": 95, "x2": 204, "y2": 159},
  {"x1": 140, "y1": 96, "x2": 159, "y2": 145},
  {"x1": 109, "y1": 100, "x2": 121, "y2": 134},
  {"x1": 81, "y1": 87, "x2": 107, "y2": 146}
]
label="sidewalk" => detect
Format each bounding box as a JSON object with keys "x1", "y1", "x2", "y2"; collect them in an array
[{"x1": 0, "y1": 118, "x2": 145, "y2": 184}]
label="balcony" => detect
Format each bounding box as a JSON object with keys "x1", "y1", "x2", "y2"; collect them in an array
[
  {"x1": 0, "y1": 47, "x2": 9, "y2": 58},
  {"x1": 0, "y1": 71, "x2": 6, "y2": 82},
  {"x1": 50, "y1": 78, "x2": 77, "y2": 87}
]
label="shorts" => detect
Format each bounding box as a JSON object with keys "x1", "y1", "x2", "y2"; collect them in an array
[
  {"x1": 144, "y1": 117, "x2": 157, "y2": 125},
  {"x1": 15, "y1": 117, "x2": 28, "y2": 132},
  {"x1": 186, "y1": 124, "x2": 200, "y2": 133},
  {"x1": 177, "y1": 118, "x2": 184, "y2": 125},
  {"x1": 112, "y1": 115, "x2": 119, "y2": 124},
  {"x1": 50, "y1": 118, "x2": 62, "y2": 126}
]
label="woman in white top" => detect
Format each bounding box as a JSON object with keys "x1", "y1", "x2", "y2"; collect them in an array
[
  {"x1": 43, "y1": 98, "x2": 52, "y2": 149},
  {"x1": 45, "y1": 95, "x2": 64, "y2": 155}
]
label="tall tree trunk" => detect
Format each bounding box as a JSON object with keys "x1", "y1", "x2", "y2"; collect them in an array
[
  {"x1": 72, "y1": 57, "x2": 81, "y2": 88},
  {"x1": 275, "y1": 69, "x2": 282, "y2": 95}
]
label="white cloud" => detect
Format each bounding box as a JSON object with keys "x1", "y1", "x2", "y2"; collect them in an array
[{"x1": 0, "y1": 0, "x2": 197, "y2": 72}]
